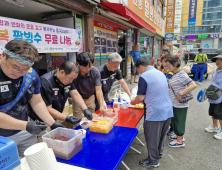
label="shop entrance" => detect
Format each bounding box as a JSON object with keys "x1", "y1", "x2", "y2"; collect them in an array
[{"x1": 118, "y1": 29, "x2": 127, "y2": 78}]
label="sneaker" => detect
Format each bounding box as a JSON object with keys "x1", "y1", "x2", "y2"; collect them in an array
[
  {"x1": 214, "y1": 130, "x2": 222, "y2": 139},
  {"x1": 139, "y1": 158, "x2": 160, "y2": 168},
  {"x1": 169, "y1": 134, "x2": 185, "y2": 142},
  {"x1": 159, "y1": 154, "x2": 162, "y2": 158},
  {"x1": 167, "y1": 130, "x2": 175, "y2": 136},
  {"x1": 168, "y1": 140, "x2": 185, "y2": 148},
  {"x1": 195, "y1": 81, "x2": 198, "y2": 84},
  {"x1": 205, "y1": 125, "x2": 220, "y2": 133},
  {"x1": 199, "y1": 82, "x2": 202, "y2": 85}
]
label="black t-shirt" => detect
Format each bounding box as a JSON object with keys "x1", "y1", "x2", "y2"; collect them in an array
[
  {"x1": 98, "y1": 63, "x2": 122, "y2": 97},
  {"x1": 40, "y1": 75, "x2": 76, "y2": 107}
]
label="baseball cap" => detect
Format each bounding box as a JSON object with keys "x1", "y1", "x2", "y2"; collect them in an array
[{"x1": 163, "y1": 48, "x2": 170, "y2": 53}]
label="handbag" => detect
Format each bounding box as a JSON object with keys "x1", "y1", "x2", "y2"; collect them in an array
[
  {"x1": 206, "y1": 85, "x2": 221, "y2": 100},
  {"x1": 170, "y1": 86, "x2": 193, "y2": 103}
]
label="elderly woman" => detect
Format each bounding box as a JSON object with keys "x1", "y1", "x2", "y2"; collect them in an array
[
  {"x1": 96, "y1": 53, "x2": 133, "y2": 111},
  {"x1": 165, "y1": 56, "x2": 197, "y2": 148},
  {"x1": 205, "y1": 55, "x2": 222, "y2": 139}
]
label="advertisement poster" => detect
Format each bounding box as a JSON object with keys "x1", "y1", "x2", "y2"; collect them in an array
[
  {"x1": 50, "y1": 53, "x2": 68, "y2": 70},
  {"x1": 188, "y1": 0, "x2": 198, "y2": 26},
  {"x1": 165, "y1": 33, "x2": 174, "y2": 41},
  {"x1": 165, "y1": 0, "x2": 176, "y2": 33},
  {"x1": 94, "y1": 20, "x2": 117, "y2": 60},
  {"x1": 0, "y1": 16, "x2": 80, "y2": 53},
  {"x1": 76, "y1": 18, "x2": 83, "y2": 54}
]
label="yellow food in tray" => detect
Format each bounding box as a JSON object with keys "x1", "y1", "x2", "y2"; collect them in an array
[
  {"x1": 135, "y1": 104, "x2": 144, "y2": 108},
  {"x1": 89, "y1": 119, "x2": 113, "y2": 134}
]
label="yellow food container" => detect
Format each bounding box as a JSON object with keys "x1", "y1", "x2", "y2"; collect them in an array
[{"x1": 89, "y1": 117, "x2": 113, "y2": 134}]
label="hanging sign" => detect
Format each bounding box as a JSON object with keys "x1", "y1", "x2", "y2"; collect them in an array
[{"x1": 0, "y1": 16, "x2": 80, "y2": 53}]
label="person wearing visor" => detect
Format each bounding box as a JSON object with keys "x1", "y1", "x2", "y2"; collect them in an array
[
  {"x1": 0, "y1": 40, "x2": 64, "y2": 157},
  {"x1": 29, "y1": 61, "x2": 92, "y2": 141},
  {"x1": 163, "y1": 48, "x2": 170, "y2": 55},
  {"x1": 96, "y1": 53, "x2": 132, "y2": 111},
  {"x1": 73, "y1": 52, "x2": 105, "y2": 120}
]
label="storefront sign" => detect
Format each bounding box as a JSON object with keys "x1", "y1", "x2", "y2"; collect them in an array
[
  {"x1": 127, "y1": 0, "x2": 164, "y2": 35},
  {"x1": 50, "y1": 53, "x2": 68, "y2": 70},
  {"x1": 157, "y1": 0, "x2": 162, "y2": 16},
  {"x1": 187, "y1": 44, "x2": 193, "y2": 50},
  {"x1": 0, "y1": 16, "x2": 80, "y2": 53},
  {"x1": 188, "y1": 0, "x2": 198, "y2": 26},
  {"x1": 165, "y1": 0, "x2": 176, "y2": 33},
  {"x1": 165, "y1": 33, "x2": 174, "y2": 41},
  {"x1": 94, "y1": 20, "x2": 117, "y2": 59},
  {"x1": 181, "y1": 34, "x2": 219, "y2": 40}
]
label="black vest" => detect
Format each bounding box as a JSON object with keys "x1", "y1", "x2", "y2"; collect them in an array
[
  {"x1": 0, "y1": 67, "x2": 36, "y2": 136},
  {"x1": 29, "y1": 69, "x2": 70, "y2": 121}
]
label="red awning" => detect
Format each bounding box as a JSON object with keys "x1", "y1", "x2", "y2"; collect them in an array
[{"x1": 99, "y1": 2, "x2": 156, "y2": 34}]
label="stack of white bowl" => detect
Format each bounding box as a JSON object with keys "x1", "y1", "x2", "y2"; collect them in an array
[{"x1": 24, "y1": 142, "x2": 59, "y2": 170}]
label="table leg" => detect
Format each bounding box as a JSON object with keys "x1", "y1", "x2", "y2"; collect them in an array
[
  {"x1": 130, "y1": 146, "x2": 141, "y2": 154},
  {"x1": 121, "y1": 161, "x2": 130, "y2": 170},
  {"x1": 136, "y1": 136, "x2": 145, "y2": 146}
]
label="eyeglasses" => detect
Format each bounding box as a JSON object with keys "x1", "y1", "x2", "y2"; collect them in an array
[
  {"x1": 8, "y1": 60, "x2": 30, "y2": 74},
  {"x1": 217, "y1": 58, "x2": 222, "y2": 61},
  {"x1": 165, "y1": 64, "x2": 171, "y2": 68}
]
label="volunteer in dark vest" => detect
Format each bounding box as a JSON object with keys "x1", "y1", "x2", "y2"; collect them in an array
[
  {"x1": 29, "y1": 61, "x2": 92, "y2": 141},
  {"x1": 0, "y1": 40, "x2": 64, "y2": 157},
  {"x1": 194, "y1": 48, "x2": 208, "y2": 85},
  {"x1": 96, "y1": 53, "x2": 133, "y2": 111},
  {"x1": 73, "y1": 52, "x2": 105, "y2": 120}
]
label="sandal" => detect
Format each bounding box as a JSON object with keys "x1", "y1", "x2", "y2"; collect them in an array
[
  {"x1": 134, "y1": 81, "x2": 138, "y2": 83},
  {"x1": 130, "y1": 82, "x2": 134, "y2": 85}
]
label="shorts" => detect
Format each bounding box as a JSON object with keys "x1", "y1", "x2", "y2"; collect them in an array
[
  {"x1": 209, "y1": 102, "x2": 222, "y2": 120},
  {"x1": 131, "y1": 63, "x2": 139, "y2": 75}
]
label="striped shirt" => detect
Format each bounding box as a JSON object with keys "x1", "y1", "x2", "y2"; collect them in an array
[{"x1": 168, "y1": 70, "x2": 193, "y2": 108}]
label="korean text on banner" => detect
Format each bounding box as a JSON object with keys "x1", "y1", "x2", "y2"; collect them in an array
[
  {"x1": 188, "y1": 0, "x2": 198, "y2": 26},
  {"x1": 127, "y1": 0, "x2": 163, "y2": 35},
  {"x1": 0, "y1": 16, "x2": 80, "y2": 53},
  {"x1": 165, "y1": 0, "x2": 176, "y2": 33}
]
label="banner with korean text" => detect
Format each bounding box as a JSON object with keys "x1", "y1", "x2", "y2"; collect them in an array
[
  {"x1": 0, "y1": 16, "x2": 80, "y2": 53},
  {"x1": 165, "y1": 0, "x2": 176, "y2": 33},
  {"x1": 188, "y1": 0, "x2": 198, "y2": 26}
]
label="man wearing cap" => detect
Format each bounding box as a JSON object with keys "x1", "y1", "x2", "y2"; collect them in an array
[
  {"x1": 205, "y1": 55, "x2": 222, "y2": 139},
  {"x1": 0, "y1": 40, "x2": 64, "y2": 157},
  {"x1": 29, "y1": 61, "x2": 92, "y2": 141},
  {"x1": 194, "y1": 48, "x2": 208, "y2": 85},
  {"x1": 72, "y1": 52, "x2": 105, "y2": 120},
  {"x1": 163, "y1": 49, "x2": 170, "y2": 55},
  {"x1": 96, "y1": 53, "x2": 133, "y2": 111}
]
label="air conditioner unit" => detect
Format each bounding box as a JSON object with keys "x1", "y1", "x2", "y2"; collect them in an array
[{"x1": 85, "y1": 0, "x2": 100, "y2": 5}]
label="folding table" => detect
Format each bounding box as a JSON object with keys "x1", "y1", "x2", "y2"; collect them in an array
[{"x1": 56, "y1": 126, "x2": 138, "y2": 170}]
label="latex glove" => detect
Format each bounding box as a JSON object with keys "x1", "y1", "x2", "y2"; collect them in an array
[
  {"x1": 65, "y1": 116, "x2": 81, "y2": 125},
  {"x1": 50, "y1": 121, "x2": 65, "y2": 130},
  {"x1": 84, "y1": 109, "x2": 92, "y2": 120},
  {"x1": 130, "y1": 96, "x2": 135, "y2": 101},
  {"x1": 26, "y1": 121, "x2": 47, "y2": 135}
]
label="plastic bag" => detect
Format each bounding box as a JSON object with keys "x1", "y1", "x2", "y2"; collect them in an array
[
  {"x1": 183, "y1": 65, "x2": 191, "y2": 74},
  {"x1": 207, "y1": 64, "x2": 214, "y2": 74}
]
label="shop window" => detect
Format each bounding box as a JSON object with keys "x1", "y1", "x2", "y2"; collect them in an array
[
  {"x1": 218, "y1": 38, "x2": 222, "y2": 49},
  {"x1": 139, "y1": 33, "x2": 152, "y2": 60}
]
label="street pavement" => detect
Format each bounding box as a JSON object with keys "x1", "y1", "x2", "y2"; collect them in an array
[{"x1": 118, "y1": 62, "x2": 222, "y2": 170}]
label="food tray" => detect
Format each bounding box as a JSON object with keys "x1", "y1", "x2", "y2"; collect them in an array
[{"x1": 89, "y1": 117, "x2": 113, "y2": 134}]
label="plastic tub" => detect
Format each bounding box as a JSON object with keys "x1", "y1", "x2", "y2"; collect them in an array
[
  {"x1": 120, "y1": 103, "x2": 129, "y2": 110},
  {"x1": 80, "y1": 121, "x2": 90, "y2": 129},
  {"x1": 89, "y1": 117, "x2": 113, "y2": 134},
  {"x1": 42, "y1": 127, "x2": 83, "y2": 160}
]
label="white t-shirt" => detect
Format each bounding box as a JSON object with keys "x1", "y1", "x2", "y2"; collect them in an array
[{"x1": 168, "y1": 70, "x2": 193, "y2": 108}]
